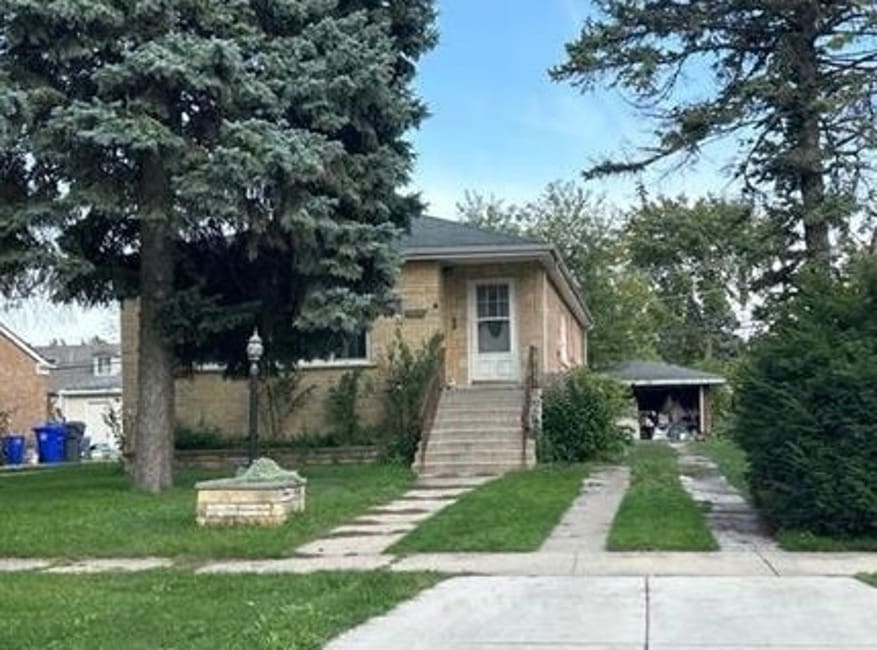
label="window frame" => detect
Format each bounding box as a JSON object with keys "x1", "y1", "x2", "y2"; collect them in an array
[
  {"x1": 94, "y1": 355, "x2": 115, "y2": 377},
  {"x1": 298, "y1": 329, "x2": 373, "y2": 369}
]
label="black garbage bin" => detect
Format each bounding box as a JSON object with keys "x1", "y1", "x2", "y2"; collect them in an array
[{"x1": 64, "y1": 421, "x2": 86, "y2": 462}]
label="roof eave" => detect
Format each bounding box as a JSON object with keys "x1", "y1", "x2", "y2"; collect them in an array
[
  {"x1": 0, "y1": 323, "x2": 53, "y2": 367},
  {"x1": 402, "y1": 244, "x2": 553, "y2": 259},
  {"x1": 620, "y1": 378, "x2": 727, "y2": 387}
]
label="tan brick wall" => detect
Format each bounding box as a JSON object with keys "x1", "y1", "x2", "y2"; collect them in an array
[
  {"x1": 121, "y1": 259, "x2": 589, "y2": 439},
  {"x1": 543, "y1": 275, "x2": 587, "y2": 373},
  {"x1": 175, "y1": 366, "x2": 385, "y2": 438},
  {"x1": 0, "y1": 333, "x2": 49, "y2": 438},
  {"x1": 441, "y1": 262, "x2": 543, "y2": 385},
  {"x1": 120, "y1": 298, "x2": 139, "y2": 444},
  {"x1": 121, "y1": 261, "x2": 444, "y2": 440}
]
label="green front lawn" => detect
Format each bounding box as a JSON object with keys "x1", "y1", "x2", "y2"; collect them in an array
[
  {"x1": 0, "y1": 463, "x2": 412, "y2": 559},
  {"x1": 0, "y1": 570, "x2": 440, "y2": 649},
  {"x1": 389, "y1": 465, "x2": 587, "y2": 553},
  {"x1": 859, "y1": 574, "x2": 877, "y2": 588},
  {"x1": 777, "y1": 530, "x2": 877, "y2": 552},
  {"x1": 608, "y1": 442, "x2": 718, "y2": 551}
]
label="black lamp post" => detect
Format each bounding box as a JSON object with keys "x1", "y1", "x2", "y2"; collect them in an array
[{"x1": 246, "y1": 329, "x2": 264, "y2": 465}]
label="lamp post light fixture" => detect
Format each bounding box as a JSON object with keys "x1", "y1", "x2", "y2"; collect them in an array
[{"x1": 246, "y1": 329, "x2": 264, "y2": 464}]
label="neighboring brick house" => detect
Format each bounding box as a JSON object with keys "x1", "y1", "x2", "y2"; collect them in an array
[
  {"x1": 0, "y1": 322, "x2": 51, "y2": 439},
  {"x1": 37, "y1": 340, "x2": 123, "y2": 451},
  {"x1": 121, "y1": 216, "x2": 590, "y2": 445}
]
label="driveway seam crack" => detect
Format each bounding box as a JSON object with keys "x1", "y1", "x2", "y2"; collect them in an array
[
  {"x1": 756, "y1": 548, "x2": 780, "y2": 576},
  {"x1": 644, "y1": 575, "x2": 651, "y2": 650}
]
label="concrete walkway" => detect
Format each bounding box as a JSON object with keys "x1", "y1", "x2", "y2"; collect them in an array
[
  {"x1": 540, "y1": 466, "x2": 629, "y2": 552},
  {"x1": 327, "y1": 575, "x2": 877, "y2": 649},
  {"x1": 1, "y1": 550, "x2": 875, "y2": 576},
  {"x1": 389, "y1": 550, "x2": 877, "y2": 577},
  {"x1": 678, "y1": 445, "x2": 778, "y2": 552},
  {"x1": 292, "y1": 476, "x2": 492, "y2": 556}
]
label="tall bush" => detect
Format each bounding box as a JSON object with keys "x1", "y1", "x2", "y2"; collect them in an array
[
  {"x1": 261, "y1": 368, "x2": 315, "y2": 441},
  {"x1": 540, "y1": 368, "x2": 630, "y2": 462},
  {"x1": 325, "y1": 370, "x2": 365, "y2": 443},
  {"x1": 735, "y1": 263, "x2": 877, "y2": 535},
  {"x1": 381, "y1": 330, "x2": 443, "y2": 463}
]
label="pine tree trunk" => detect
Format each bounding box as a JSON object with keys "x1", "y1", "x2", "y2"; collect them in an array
[
  {"x1": 133, "y1": 154, "x2": 175, "y2": 492},
  {"x1": 793, "y1": 6, "x2": 832, "y2": 271}
]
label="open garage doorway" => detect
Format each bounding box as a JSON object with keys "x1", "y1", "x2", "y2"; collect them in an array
[{"x1": 606, "y1": 361, "x2": 726, "y2": 441}]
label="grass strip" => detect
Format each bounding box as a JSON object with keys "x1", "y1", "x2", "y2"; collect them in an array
[
  {"x1": 777, "y1": 530, "x2": 877, "y2": 552},
  {"x1": 390, "y1": 464, "x2": 587, "y2": 553},
  {"x1": 0, "y1": 570, "x2": 439, "y2": 650},
  {"x1": 691, "y1": 437, "x2": 751, "y2": 500},
  {"x1": 859, "y1": 574, "x2": 877, "y2": 588},
  {"x1": 607, "y1": 442, "x2": 717, "y2": 551},
  {"x1": 0, "y1": 463, "x2": 413, "y2": 559}
]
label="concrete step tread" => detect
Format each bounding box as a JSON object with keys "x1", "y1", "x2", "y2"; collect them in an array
[
  {"x1": 435, "y1": 410, "x2": 521, "y2": 424},
  {"x1": 427, "y1": 440, "x2": 524, "y2": 448},
  {"x1": 424, "y1": 453, "x2": 524, "y2": 462},
  {"x1": 430, "y1": 427, "x2": 522, "y2": 435}
]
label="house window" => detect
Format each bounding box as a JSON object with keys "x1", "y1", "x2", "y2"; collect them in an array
[
  {"x1": 304, "y1": 329, "x2": 369, "y2": 366},
  {"x1": 329, "y1": 329, "x2": 368, "y2": 361},
  {"x1": 94, "y1": 356, "x2": 113, "y2": 376},
  {"x1": 559, "y1": 316, "x2": 569, "y2": 366}
]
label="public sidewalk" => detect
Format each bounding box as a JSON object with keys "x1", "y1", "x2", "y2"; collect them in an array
[
  {"x1": 326, "y1": 575, "x2": 877, "y2": 650},
  {"x1": 1, "y1": 550, "x2": 874, "y2": 577}
]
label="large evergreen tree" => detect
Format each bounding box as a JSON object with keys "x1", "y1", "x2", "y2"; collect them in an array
[
  {"x1": 0, "y1": 1, "x2": 436, "y2": 491},
  {"x1": 554, "y1": 1, "x2": 877, "y2": 277}
]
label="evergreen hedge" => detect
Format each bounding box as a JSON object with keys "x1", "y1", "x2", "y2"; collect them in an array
[{"x1": 735, "y1": 263, "x2": 877, "y2": 536}]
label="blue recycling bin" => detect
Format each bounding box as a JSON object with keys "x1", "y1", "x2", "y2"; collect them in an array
[
  {"x1": 34, "y1": 423, "x2": 66, "y2": 464},
  {"x1": 2, "y1": 435, "x2": 25, "y2": 466}
]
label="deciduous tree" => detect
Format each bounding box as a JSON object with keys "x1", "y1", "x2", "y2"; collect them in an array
[{"x1": 458, "y1": 182, "x2": 659, "y2": 366}]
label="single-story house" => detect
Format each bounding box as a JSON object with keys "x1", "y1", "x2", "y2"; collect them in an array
[
  {"x1": 37, "y1": 340, "x2": 123, "y2": 451},
  {"x1": 0, "y1": 322, "x2": 52, "y2": 440},
  {"x1": 122, "y1": 216, "x2": 591, "y2": 475},
  {"x1": 606, "y1": 360, "x2": 726, "y2": 438}
]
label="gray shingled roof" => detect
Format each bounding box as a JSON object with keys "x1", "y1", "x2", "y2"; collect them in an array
[
  {"x1": 606, "y1": 360, "x2": 726, "y2": 386},
  {"x1": 36, "y1": 342, "x2": 122, "y2": 393},
  {"x1": 398, "y1": 216, "x2": 546, "y2": 252}
]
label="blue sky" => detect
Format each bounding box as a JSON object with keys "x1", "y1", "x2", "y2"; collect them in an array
[
  {"x1": 410, "y1": 0, "x2": 734, "y2": 217},
  {"x1": 3, "y1": 0, "x2": 739, "y2": 344}
]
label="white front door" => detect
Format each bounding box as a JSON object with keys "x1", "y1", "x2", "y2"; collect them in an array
[{"x1": 469, "y1": 280, "x2": 518, "y2": 382}]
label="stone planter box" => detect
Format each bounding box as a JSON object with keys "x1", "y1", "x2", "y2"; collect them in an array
[{"x1": 195, "y1": 459, "x2": 307, "y2": 527}]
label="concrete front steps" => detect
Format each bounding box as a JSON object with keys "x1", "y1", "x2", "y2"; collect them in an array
[{"x1": 414, "y1": 385, "x2": 535, "y2": 478}]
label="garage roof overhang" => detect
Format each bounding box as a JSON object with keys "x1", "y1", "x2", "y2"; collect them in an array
[{"x1": 605, "y1": 360, "x2": 727, "y2": 387}]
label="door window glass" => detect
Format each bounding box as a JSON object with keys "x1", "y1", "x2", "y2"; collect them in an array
[{"x1": 476, "y1": 284, "x2": 511, "y2": 353}]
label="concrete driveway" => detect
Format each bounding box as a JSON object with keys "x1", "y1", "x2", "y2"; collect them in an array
[{"x1": 327, "y1": 575, "x2": 877, "y2": 649}]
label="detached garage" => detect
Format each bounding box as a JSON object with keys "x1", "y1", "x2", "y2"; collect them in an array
[{"x1": 607, "y1": 360, "x2": 726, "y2": 439}]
